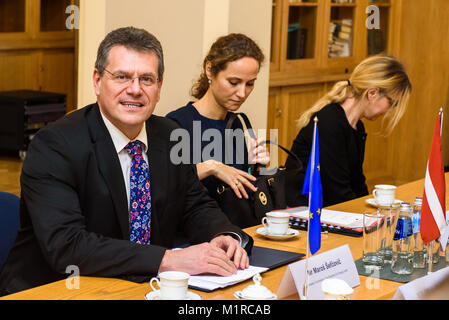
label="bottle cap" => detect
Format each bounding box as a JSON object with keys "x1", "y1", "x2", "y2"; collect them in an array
[
  {"x1": 414, "y1": 197, "x2": 422, "y2": 206},
  {"x1": 400, "y1": 202, "x2": 411, "y2": 210}
]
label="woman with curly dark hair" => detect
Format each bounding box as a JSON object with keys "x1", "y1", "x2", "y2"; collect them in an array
[{"x1": 167, "y1": 33, "x2": 268, "y2": 227}]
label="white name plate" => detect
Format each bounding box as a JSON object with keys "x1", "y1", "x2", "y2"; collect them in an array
[
  {"x1": 276, "y1": 244, "x2": 360, "y2": 300},
  {"x1": 392, "y1": 265, "x2": 449, "y2": 300}
]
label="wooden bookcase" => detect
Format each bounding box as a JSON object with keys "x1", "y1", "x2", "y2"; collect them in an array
[
  {"x1": 0, "y1": 0, "x2": 78, "y2": 112},
  {"x1": 268, "y1": 0, "x2": 398, "y2": 189},
  {"x1": 270, "y1": 0, "x2": 395, "y2": 81}
]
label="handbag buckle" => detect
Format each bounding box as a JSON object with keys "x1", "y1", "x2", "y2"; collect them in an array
[
  {"x1": 267, "y1": 177, "x2": 274, "y2": 186},
  {"x1": 217, "y1": 185, "x2": 225, "y2": 195},
  {"x1": 259, "y1": 191, "x2": 268, "y2": 205}
]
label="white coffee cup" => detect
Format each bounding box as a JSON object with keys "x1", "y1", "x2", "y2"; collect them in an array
[
  {"x1": 149, "y1": 271, "x2": 190, "y2": 300},
  {"x1": 262, "y1": 211, "x2": 290, "y2": 235},
  {"x1": 372, "y1": 184, "x2": 396, "y2": 206}
]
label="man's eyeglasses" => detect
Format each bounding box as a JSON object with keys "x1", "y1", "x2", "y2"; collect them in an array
[{"x1": 103, "y1": 69, "x2": 159, "y2": 87}]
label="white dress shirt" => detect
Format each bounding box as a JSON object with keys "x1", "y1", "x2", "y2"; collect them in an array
[{"x1": 100, "y1": 112, "x2": 149, "y2": 207}]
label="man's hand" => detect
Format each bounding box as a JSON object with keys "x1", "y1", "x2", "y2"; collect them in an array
[
  {"x1": 210, "y1": 235, "x2": 249, "y2": 270},
  {"x1": 158, "y1": 235, "x2": 249, "y2": 276}
]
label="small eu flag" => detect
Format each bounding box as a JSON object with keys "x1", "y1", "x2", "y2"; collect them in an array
[{"x1": 302, "y1": 117, "x2": 322, "y2": 255}]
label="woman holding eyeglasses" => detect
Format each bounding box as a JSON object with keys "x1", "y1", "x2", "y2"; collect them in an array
[{"x1": 285, "y1": 54, "x2": 412, "y2": 207}]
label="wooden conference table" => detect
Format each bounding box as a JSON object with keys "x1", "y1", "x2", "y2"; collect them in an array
[{"x1": 2, "y1": 173, "x2": 448, "y2": 300}]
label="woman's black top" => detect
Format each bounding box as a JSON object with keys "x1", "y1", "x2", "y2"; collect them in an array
[
  {"x1": 166, "y1": 102, "x2": 249, "y2": 196},
  {"x1": 285, "y1": 103, "x2": 368, "y2": 207}
]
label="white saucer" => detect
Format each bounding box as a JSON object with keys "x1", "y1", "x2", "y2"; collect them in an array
[
  {"x1": 365, "y1": 198, "x2": 403, "y2": 208},
  {"x1": 234, "y1": 290, "x2": 277, "y2": 300},
  {"x1": 256, "y1": 227, "x2": 300, "y2": 240},
  {"x1": 145, "y1": 290, "x2": 202, "y2": 300}
]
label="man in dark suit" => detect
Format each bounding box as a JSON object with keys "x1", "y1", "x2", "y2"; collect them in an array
[{"x1": 0, "y1": 27, "x2": 252, "y2": 296}]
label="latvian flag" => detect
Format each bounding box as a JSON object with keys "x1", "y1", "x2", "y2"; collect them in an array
[{"x1": 420, "y1": 110, "x2": 447, "y2": 250}]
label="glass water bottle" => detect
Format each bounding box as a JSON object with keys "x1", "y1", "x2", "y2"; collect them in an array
[{"x1": 391, "y1": 202, "x2": 414, "y2": 274}]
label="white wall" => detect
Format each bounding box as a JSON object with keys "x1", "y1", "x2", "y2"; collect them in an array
[
  {"x1": 77, "y1": 0, "x2": 106, "y2": 109},
  {"x1": 77, "y1": 0, "x2": 272, "y2": 130},
  {"x1": 228, "y1": 0, "x2": 272, "y2": 131}
]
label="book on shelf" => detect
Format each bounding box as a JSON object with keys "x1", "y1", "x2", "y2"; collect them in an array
[
  {"x1": 338, "y1": 30, "x2": 350, "y2": 40},
  {"x1": 340, "y1": 25, "x2": 352, "y2": 33},
  {"x1": 341, "y1": 18, "x2": 353, "y2": 26},
  {"x1": 328, "y1": 19, "x2": 352, "y2": 58}
]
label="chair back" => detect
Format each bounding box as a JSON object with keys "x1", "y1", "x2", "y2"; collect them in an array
[{"x1": 0, "y1": 192, "x2": 20, "y2": 270}]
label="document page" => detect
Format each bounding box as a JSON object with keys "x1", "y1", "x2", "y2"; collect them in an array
[
  {"x1": 286, "y1": 207, "x2": 366, "y2": 228},
  {"x1": 188, "y1": 265, "x2": 269, "y2": 291}
]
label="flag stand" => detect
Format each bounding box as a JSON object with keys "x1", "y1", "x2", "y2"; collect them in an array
[
  {"x1": 302, "y1": 226, "x2": 311, "y2": 300},
  {"x1": 426, "y1": 240, "x2": 434, "y2": 274},
  {"x1": 301, "y1": 116, "x2": 319, "y2": 300}
]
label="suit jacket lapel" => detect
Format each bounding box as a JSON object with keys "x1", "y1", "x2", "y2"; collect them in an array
[
  {"x1": 146, "y1": 116, "x2": 168, "y2": 240},
  {"x1": 87, "y1": 105, "x2": 130, "y2": 239}
]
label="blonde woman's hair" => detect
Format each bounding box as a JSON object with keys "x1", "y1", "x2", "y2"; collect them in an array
[{"x1": 296, "y1": 54, "x2": 412, "y2": 135}]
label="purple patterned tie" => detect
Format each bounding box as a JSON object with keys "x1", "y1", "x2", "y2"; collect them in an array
[{"x1": 124, "y1": 141, "x2": 151, "y2": 245}]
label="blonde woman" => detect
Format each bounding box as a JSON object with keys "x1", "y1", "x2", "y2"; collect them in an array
[{"x1": 285, "y1": 55, "x2": 412, "y2": 207}]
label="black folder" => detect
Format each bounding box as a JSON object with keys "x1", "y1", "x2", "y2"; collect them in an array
[{"x1": 250, "y1": 246, "x2": 304, "y2": 269}]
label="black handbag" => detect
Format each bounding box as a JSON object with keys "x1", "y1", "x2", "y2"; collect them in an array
[{"x1": 210, "y1": 112, "x2": 303, "y2": 228}]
